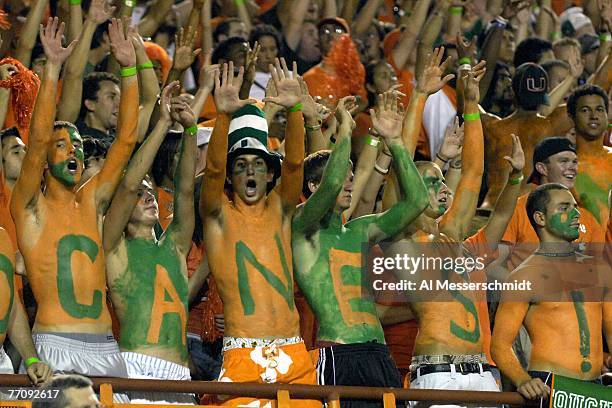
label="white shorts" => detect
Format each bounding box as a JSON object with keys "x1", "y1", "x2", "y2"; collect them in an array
[
  {"x1": 409, "y1": 364, "x2": 500, "y2": 408},
  {"x1": 29, "y1": 332, "x2": 128, "y2": 378},
  {"x1": 122, "y1": 352, "x2": 194, "y2": 405},
  {"x1": 0, "y1": 346, "x2": 13, "y2": 374}
]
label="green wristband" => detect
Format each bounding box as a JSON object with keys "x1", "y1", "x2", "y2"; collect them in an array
[
  {"x1": 599, "y1": 33, "x2": 612, "y2": 42},
  {"x1": 458, "y1": 57, "x2": 471, "y2": 66},
  {"x1": 120, "y1": 66, "x2": 137, "y2": 77},
  {"x1": 125, "y1": 0, "x2": 135, "y2": 7},
  {"x1": 288, "y1": 102, "x2": 303, "y2": 112},
  {"x1": 184, "y1": 125, "x2": 198, "y2": 136},
  {"x1": 449, "y1": 6, "x2": 463, "y2": 15},
  {"x1": 69, "y1": 0, "x2": 82, "y2": 5},
  {"x1": 235, "y1": 0, "x2": 245, "y2": 6},
  {"x1": 137, "y1": 61, "x2": 154, "y2": 71},
  {"x1": 551, "y1": 31, "x2": 561, "y2": 40},
  {"x1": 463, "y1": 112, "x2": 480, "y2": 121},
  {"x1": 508, "y1": 174, "x2": 524, "y2": 185},
  {"x1": 25, "y1": 357, "x2": 41, "y2": 368},
  {"x1": 366, "y1": 135, "x2": 380, "y2": 147}
]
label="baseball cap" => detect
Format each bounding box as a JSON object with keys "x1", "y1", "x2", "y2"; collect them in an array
[
  {"x1": 560, "y1": 7, "x2": 592, "y2": 37},
  {"x1": 578, "y1": 33, "x2": 600, "y2": 54},
  {"x1": 317, "y1": 17, "x2": 350, "y2": 35},
  {"x1": 512, "y1": 63, "x2": 550, "y2": 110},
  {"x1": 527, "y1": 137, "x2": 576, "y2": 184}
]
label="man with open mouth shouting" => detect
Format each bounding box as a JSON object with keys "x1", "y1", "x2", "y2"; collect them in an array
[
  {"x1": 200, "y1": 58, "x2": 320, "y2": 407},
  {"x1": 10, "y1": 17, "x2": 138, "y2": 382}
]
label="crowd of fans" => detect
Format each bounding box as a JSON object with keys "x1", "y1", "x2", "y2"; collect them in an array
[{"x1": 0, "y1": 0, "x2": 610, "y2": 406}]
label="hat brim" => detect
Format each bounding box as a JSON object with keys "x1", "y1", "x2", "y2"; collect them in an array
[{"x1": 227, "y1": 147, "x2": 282, "y2": 190}]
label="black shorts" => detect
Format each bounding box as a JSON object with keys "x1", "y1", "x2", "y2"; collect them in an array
[{"x1": 315, "y1": 342, "x2": 403, "y2": 408}]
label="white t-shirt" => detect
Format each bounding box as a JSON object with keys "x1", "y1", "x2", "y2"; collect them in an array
[
  {"x1": 249, "y1": 71, "x2": 271, "y2": 101},
  {"x1": 422, "y1": 89, "x2": 456, "y2": 159}
]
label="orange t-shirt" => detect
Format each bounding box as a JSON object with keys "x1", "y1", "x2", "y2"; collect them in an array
[
  {"x1": 303, "y1": 65, "x2": 367, "y2": 108},
  {"x1": 187, "y1": 241, "x2": 207, "y2": 337},
  {"x1": 502, "y1": 194, "x2": 604, "y2": 271},
  {"x1": 157, "y1": 187, "x2": 174, "y2": 231}
]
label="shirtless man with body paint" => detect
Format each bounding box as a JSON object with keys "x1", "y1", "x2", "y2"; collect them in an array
[
  {"x1": 291, "y1": 90, "x2": 427, "y2": 406},
  {"x1": 200, "y1": 59, "x2": 320, "y2": 407},
  {"x1": 104, "y1": 82, "x2": 199, "y2": 403},
  {"x1": 10, "y1": 17, "x2": 138, "y2": 377},
  {"x1": 383, "y1": 55, "x2": 525, "y2": 403},
  {"x1": 492, "y1": 183, "x2": 612, "y2": 400}
]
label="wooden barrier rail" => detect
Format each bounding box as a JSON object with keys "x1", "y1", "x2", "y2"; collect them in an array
[{"x1": 0, "y1": 374, "x2": 535, "y2": 406}]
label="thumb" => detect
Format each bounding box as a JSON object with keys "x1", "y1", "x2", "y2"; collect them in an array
[{"x1": 240, "y1": 98, "x2": 257, "y2": 106}]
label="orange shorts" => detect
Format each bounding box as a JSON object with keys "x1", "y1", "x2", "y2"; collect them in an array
[{"x1": 217, "y1": 340, "x2": 321, "y2": 407}]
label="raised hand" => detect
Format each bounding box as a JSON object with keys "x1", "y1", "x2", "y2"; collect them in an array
[
  {"x1": 438, "y1": 116, "x2": 464, "y2": 161},
  {"x1": 198, "y1": 51, "x2": 218, "y2": 92},
  {"x1": 568, "y1": 45, "x2": 584, "y2": 79},
  {"x1": 214, "y1": 62, "x2": 256, "y2": 114},
  {"x1": 108, "y1": 18, "x2": 136, "y2": 67},
  {"x1": 159, "y1": 81, "x2": 180, "y2": 123},
  {"x1": 88, "y1": 0, "x2": 115, "y2": 25},
  {"x1": 298, "y1": 77, "x2": 320, "y2": 123},
  {"x1": 244, "y1": 41, "x2": 260, "y2": 84},
  {"x1": 39, "y1": 17, "x2": 78, "y2": 66},
  {"x1": 170, "y1": 95, "x2": 197, "y2": 129},
  {"x1": 461, "y1": 60, "x2": 486, "y2": 102},
  {"x1": 173, "y1": 26, "x2": 201, "y2": 71},
  {"x1": 501, "y1": 0, "x2": 532, "y2": 20},
  {"x1": 263, "y1": 58, "x2": 301, "y2": 109},
  {"x1": 370, "y1": 91, "x2": 403, "y2": 141},
  {"x1": 599, "y1": 0, "x2": 612, "y2": 31},
  {"x1": 335, "y1": 96, "x2": 356, "y2": 130},
  {"x1": 416, "y1": 47, "x2": 455, "y2": 95},
  {"x1": 503, "y1": 133, "x2": 525, "y2": 173},
  {"x1": 127, "y1": 24, "x2": 146, "y2": 54},
  {"x1": 456, "y1": 34, "x2": 477, "y2": 65}
]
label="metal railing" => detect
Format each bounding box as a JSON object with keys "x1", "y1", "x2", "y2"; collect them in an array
[{"x1": 0, "y1": 374, "x2": 533, "y2": 407}]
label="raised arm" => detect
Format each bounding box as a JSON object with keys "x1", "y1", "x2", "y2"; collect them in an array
[
  {"x1": 293, "y1": 97, "x2": 354, "y2": 234},
  {"x1": 403, "y1": 47, "x2": 454, "y2": 157},
  {"x1": 299, "y1": 78, "x2": 328, "y2": 155},
  {"x1": 164, "y1": 26, "x2": 201, "y2": 88},
  {"x1": 93, "y1": 18, "x2": 139, "y2": 212},
  {"x1": 537, "y1": 49, "x2": 582, "y2": 117},
  {"x1": 482, "y1": 134, "x2": 524, "y2": 246},
  {"x1": 439, "y1": 64, "x2": 485, "y2": 241},
  {"x1": 200, "y1": 62, "x2": 255, "y2": 219},
  {"x1": 351, "y1": 0, "x2": 384, "y2": 36},
  {"x1": 415, "y1": 0, "x2": 450, "y2": 80},
  {"x1": 282, "y1": 0, "x2": 310, "y2": 51},
  {"x1": 128, "y1": 25, "x2": 161, "y2": 142},
  {"x1": 262, "y1": 59, "x2": 304, "y2": 212},
  {"x1": 166, "y1": 97, "x2": 199, "y2": 254},
  {"x1": 191, "y1": 52, "x2": 216, "y2": 120},
  {"x1": 13, "y1": 0, "x2": 50, "y2": 66},
  {"x1": 57, "y1": 0, "x2": 116, "y2": 123},
  {"x1": 352, "y1": 91, "x2": 428, "y2": 242},
  {"x1": 434, "y1": 116, "x2": 464, "y2": 194},
  {"x1": 103, "y1": 83, "x2": 175, "y2": 252},
  {"x1": 391, "y1": 0, "x2": 431, "y2": 71},
  {"x1": 11, "y1": 18, "x2": 77, "y2": 215},
  {"x1": 138, "y1": 0, "x2": 174, "y2": 38}
]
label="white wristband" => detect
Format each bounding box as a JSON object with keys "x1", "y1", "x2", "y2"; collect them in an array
[{"x1": 374, "y1": 163, "x2": 390, "y2": 174}]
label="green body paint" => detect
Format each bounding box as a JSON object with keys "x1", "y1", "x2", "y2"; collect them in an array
[
  {"x1": 50, "y1": 160, "x2": 78, "y2": 186},
  {"x1": 441, "y1": 266, "x2": 480, "y2": 343},
  {"x1": 293, "y1": 218, "x2": 385, "y2": 344},
  {"x1": 115, "y1": 237, "x2": 188, "y2": 360},
  {"x1": 57, "y1": 235, "x2": 103, "y2": 319},
  {"x1": 423, "y1": 176, "x2": 446, "y2": 216},
  {"x1": 570, "y1": 290, "x2": 591, "y2": 373},
  {"x1": 549, "y1": 208, "x2": 580, "y2": 241},
  {"x1": 0, "y1": 254, "x2": 15, "y2": 334},
  {"x1": 236, "y1": 233, "x2": 295, "y2": 315},
  {"x1": 575, "y1": 173, "x2": 608, "y2": 224}
]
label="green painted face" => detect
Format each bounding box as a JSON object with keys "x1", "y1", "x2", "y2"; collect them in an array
[
  {"x1": 49, "y1": 127, "x2": 84, "y2": 187},
  {"x1": 423, "y1": 175, "x2": 447, "y2": 216},
  {"x1": 549, "y1": 207, "x2": 580, "y2": 241}
]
